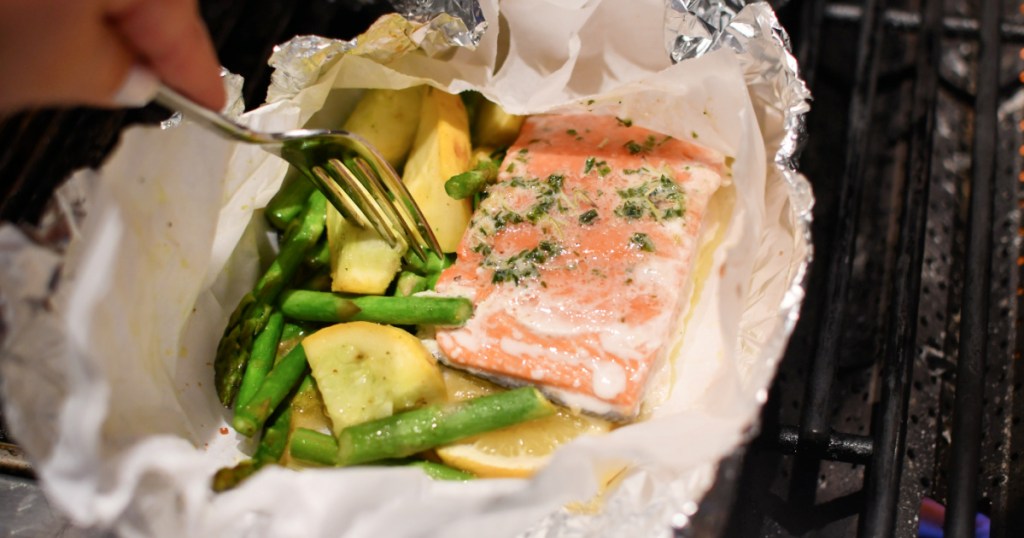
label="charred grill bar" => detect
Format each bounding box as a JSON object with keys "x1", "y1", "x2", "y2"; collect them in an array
[
  {"x1": 727, "y1": 0, "x2": 1022, "y2": 536},
  {"x1": 0, "y1": 1, "x2": 1022, "y2": 537}
]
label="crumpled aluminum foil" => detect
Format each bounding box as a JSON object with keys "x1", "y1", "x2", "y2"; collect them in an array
[
  {"x1": 668, "y1": 0, "x2": 812, "y2": 205},
  {"x1": 663, "y1": 0, "x2": 813, "y2": 533},
  {"x1": 390, "y1": 0, "x2": 487, "y2": 48},
  {"x1": 375, "y1": 0, "x2": 812, "y2": 535},
  {"x1": 664, "y1": 0, "x2": 747, "y2": 60},
  {"x1": 266, "y1": 37, "x2": 356, "y2": 103},
  {"x1": 670, "y1": 0, "x2": 813, "y2": 359},
  {"x1": 265, "y1": 0, "x2": 486, "y2": 104},
  {"x1": 10, "y1": 1, "x2": 812, "y2": 536}
]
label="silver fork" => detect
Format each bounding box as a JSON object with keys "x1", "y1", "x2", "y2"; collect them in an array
[{"x1": 153, "y1": 84, "x2": 442, "y2": 261}]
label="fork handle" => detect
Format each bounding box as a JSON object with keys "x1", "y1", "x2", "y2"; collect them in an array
[{"x1": 153, "y1": 84, "x2": 275, "y2": 145}]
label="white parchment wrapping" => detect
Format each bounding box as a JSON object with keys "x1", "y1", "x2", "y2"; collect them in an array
[{"x1": 0, "y1": 0, "x2": 810, "y2": 536}]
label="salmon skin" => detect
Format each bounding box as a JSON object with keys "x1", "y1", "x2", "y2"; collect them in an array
[{"x1": 434, "y1": 114, "x2": 725, "y2": 420}]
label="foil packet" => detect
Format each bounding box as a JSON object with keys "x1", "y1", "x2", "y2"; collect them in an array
[{"x1": 0, "y1": 0, "x2": 811, "y2": 536}]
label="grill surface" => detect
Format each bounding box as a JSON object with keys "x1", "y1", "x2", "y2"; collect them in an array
[
  {"x1": 0, "y1": 1, "x2": 1022, "y2": 537},
  {"x1": 721, "y1": 0, "x2": 1024, "y2": 537}
]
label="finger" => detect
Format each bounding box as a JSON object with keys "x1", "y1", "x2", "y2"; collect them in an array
[
  {"x1": 108, "y1": 0, "x2": 225, "y2": 111},
  {"x1": 0, "y1": 1, "x2": 136, "y2": 110}
]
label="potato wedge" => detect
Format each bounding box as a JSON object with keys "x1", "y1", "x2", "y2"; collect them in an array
[
  {"x1": 473, "y1": 99, "x2": 525, "y2": 148},
  {"x1": 326, "y1": 207, "x2": 404, "y2": 294},
  {"x1": 342, "y1": 86, "x2": 424, "y2": 169},
  {"x1": 326, "y1": 87, "x2": 423, "y2": 292},
  {"x1": 402, "y1": 87, "x2": 473, "y2": 252},
  {"x1": 302, "y1": 322, "x2": 446, "y2": 435}
]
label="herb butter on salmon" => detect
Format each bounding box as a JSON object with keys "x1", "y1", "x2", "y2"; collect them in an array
[{"x1": 434, "y1": 114, "x2": 726, "y2": 420}]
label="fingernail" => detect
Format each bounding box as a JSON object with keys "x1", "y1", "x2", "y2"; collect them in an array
[{"x1": 111, "y1": 66, "x2": 159, "y2": 107}]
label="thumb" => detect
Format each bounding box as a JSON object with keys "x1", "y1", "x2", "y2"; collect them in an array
[{"x1": 108, "y1": 0, "x2": 225, "y2": 111}]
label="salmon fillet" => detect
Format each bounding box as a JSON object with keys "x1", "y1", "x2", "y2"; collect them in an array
[{"x1": 434, "y1": 114, "x2": 725, "y2": 419}]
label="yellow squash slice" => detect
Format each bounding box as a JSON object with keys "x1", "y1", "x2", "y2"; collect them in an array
[{"x1": 302, "y1": 322, "x2": 446, "y2": 435}]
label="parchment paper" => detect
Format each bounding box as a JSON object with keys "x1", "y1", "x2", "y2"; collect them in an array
[{"x1": 0, "y1": 1, "x2": 809, "y2": 536}]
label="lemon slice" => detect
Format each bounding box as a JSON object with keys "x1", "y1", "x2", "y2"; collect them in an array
[{"x1": 435, "y1": 368, "x2": 613, "y2": 478}]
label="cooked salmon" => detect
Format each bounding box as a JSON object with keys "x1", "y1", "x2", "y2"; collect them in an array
[{"x1": 433, "y1": 114, "x2": 725, "y2": 420}]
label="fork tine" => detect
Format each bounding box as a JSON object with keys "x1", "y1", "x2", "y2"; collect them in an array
[
  {"x1": 350, "y1": 157, "x2": 431, "y2": 262},
  {"x1": 311, "y1": 166, "x2": 373, "y2": 230},
  {"x1": 325, "y1": 158, "x2": 405, "y2": 249},
  {"x1": 349, "y1": 151, "x2": 443, "y2": 258},
  {"x1": 155, "y1": 83, "x2": 446, "y2": 261}
]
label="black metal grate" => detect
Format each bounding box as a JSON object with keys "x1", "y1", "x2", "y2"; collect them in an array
[
  {"x1": 724, "y1": 0, "x2": 1024, "y2": 536},
  {"x1": 0, "y1": 1, "x2": 1022, "y2": 537}
]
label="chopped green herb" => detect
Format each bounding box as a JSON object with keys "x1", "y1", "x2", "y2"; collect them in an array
[
  {"x1": 586, "y1": 99, "x2": 596, "y2": 105},
  {"x1": 578, "y1": 209, "x2": 599, "y2": 225},
  {"x1": 614, "y1": 200, "x2": 645, "y2": 220},
  {"x1": 486, "y1": 241, "x2": 565, "y2": 285},
  {"x1": 526, "y1": 199, "x2": 554, "y2": 223},
  {"x1": 584, "y1": 157, "x2": 611, "y2": 176},
  {"x1": 691, "y1": 131, "x2": 699, "y2": 139},
  {"x1": 624, "y1": 135, "x2": 663, "y2": 156},
  {"x1": 613, "y1": 175, "x2": 685, "y2": 221},
  {"x1": 616, "y1": 117, "x2": 633, "y2": 127},
  {"x1": 472, "y1": 243, "x2": 492, "y2": 256},
  {"x1": 506, "y1": 163, "x2": 516, "y2": 173},
  {"x1": 491, "y1": 209, "x2": 524, "y2": 230},
  {"x1": 629, "y1": 233, "x2": 655, "y2": 252},
  {"x1": 567, "y1": 129, "x2": 578, "y2": 136}
]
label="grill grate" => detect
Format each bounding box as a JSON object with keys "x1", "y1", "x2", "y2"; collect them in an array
[
  {"x1": 0, "y1": 1, "x2": 1022, "y2": 537},
  {"x1": 723, "y1": 0, "x2": 1024, "y2": 537}
]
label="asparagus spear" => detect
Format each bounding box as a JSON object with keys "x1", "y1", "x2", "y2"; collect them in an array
[
  {"x1": 232, "y1": 336, "x2": 310, "y2": 437},
  {"x1": 409, "y1": 461, "x2": 475, "y2": 481},
  {"x1": 402, "y1": 249, "x2": 449, "y2": 276},
  {"x1": 253, "y1": 192, "x2": 328, "y2": 302},
  {"x1": 277, "y1": 322, "x2": 307, "y2": 357},
  {"x1": 305, "y1": 239, "x2": 331, "y2": 270},
  {"x1": 290, "y1": 387, "x2": 555, "y2": 467},
  {"x1": 290, "y1": 427, "x2": 338, "y2": 465},
  {"x1": 254, "y1": 404, "x2": 293, "y2": 467},
  {"x1": 211, "y1": 376, "x2": 299, "y2": 492},
  {"x1": 393, "y1": 271, "x2": 428, "y2": 297},
  {"x1": 211, "y1": 460, "x2": 255, "y2": 492},
  {"x1": 266, "y1": 175, "x2": 316, "y2": 230},
  {"x1": 444, "y1": 156, "x2": 499, "y2": 200},
  {"x1": 286, "y1": 432, "x2": 473, "y2": 480},
  {"x1": 279, "y1": 290, "x2": 473, "y2": 326},
  {"x1": 234, "y1": 311, "x2": 285, "y2": 410},
  {"x1": 214, "y1": 191, "x2": 327, "y2": 406}
]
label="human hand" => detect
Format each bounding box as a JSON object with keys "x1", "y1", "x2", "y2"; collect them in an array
[{"x1": 0, "y1": 0, "x2": 225, "y2": 112}]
